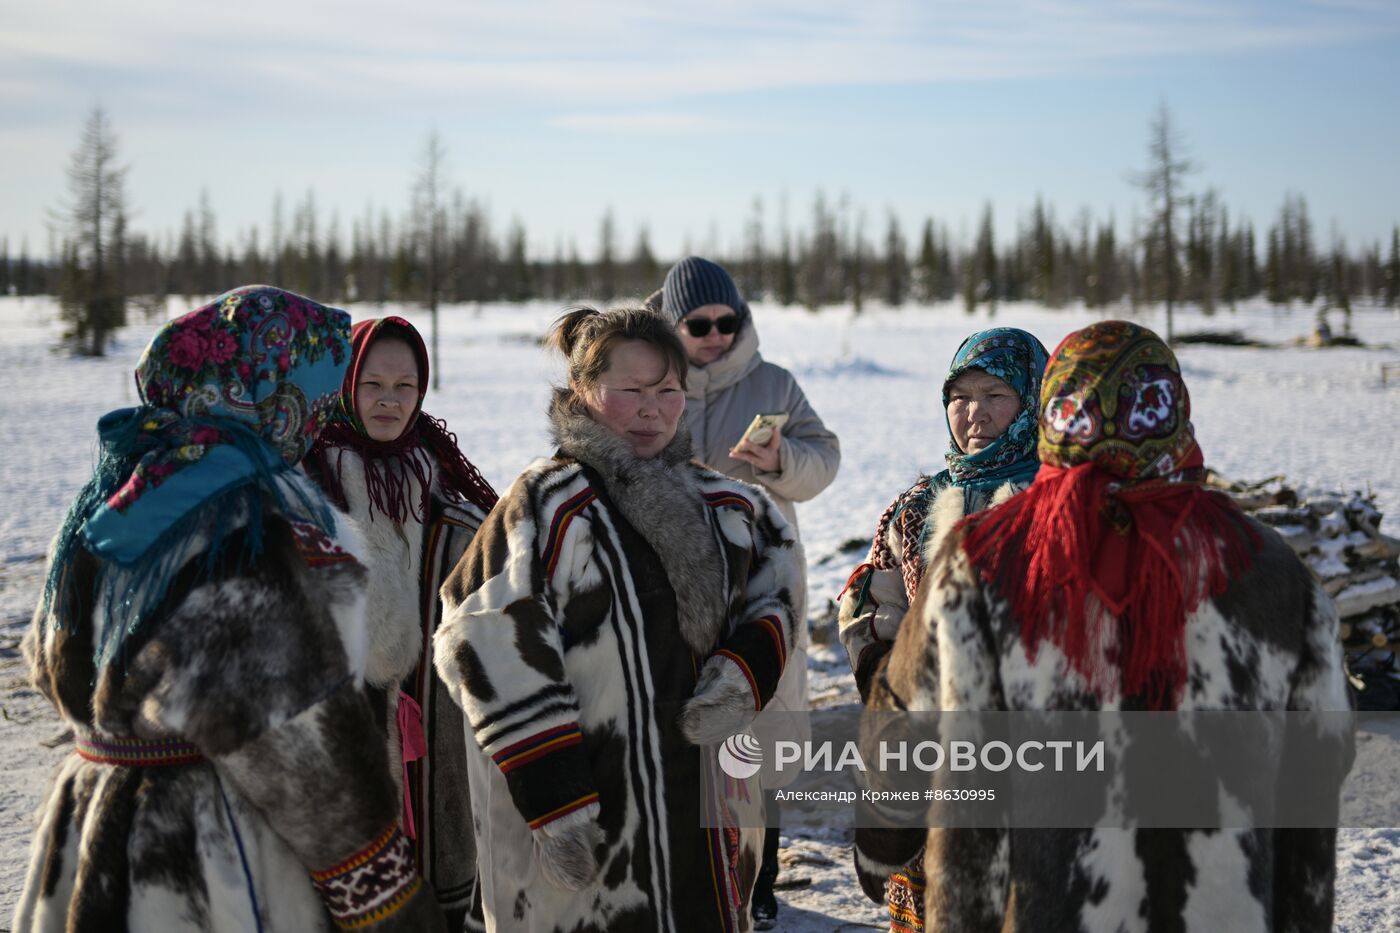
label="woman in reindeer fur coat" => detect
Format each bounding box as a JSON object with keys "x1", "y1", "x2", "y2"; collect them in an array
[
  {"x1": 306, "y1": 316, "x2": 498, "y2": 926},
  {"x1": 838, "y1": 327, "x2": 1047, "y2": 933},
  {"x1": 434, "y1": 306, "x2": 803, "y2": 933},
  {"x1": 854, "y1": 320, "x2": 1353, "y2": 932},
  {"x1": 13, "y1": 287, "x2": 444, "y2": 932}
]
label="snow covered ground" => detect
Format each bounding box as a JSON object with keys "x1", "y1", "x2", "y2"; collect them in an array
[{"x1": 1, "y1": 294, "x2": 1398, "y2": 930}]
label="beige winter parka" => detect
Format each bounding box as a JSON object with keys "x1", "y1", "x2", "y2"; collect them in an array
[
  {"x1": 676, "y1": 311, "x2": 839, "y2": 761},
  {"x1": 681, "y1": 318, "x2": 840, "y2": 536}
]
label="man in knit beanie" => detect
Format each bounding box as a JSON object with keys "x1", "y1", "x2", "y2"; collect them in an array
[{"x1": 651, "y1": 255, "x2": 841, "y2": 930}]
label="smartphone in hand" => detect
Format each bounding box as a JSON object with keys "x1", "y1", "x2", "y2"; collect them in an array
[{"x1": 738, "y1": 413, "x2": 789, "y2": 447}]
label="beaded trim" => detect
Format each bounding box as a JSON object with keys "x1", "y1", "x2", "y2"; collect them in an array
[
  {"x1": 74, "y1": 733, "x2": 204, "y2": 767},
  {"x1": 310, "y1": 824, "x2": 421, "y2": 929}
]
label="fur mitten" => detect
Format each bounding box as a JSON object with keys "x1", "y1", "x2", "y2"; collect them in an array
[
  {"x1": 679, "y1": 655, "x2": 758, "y2": 745},
  {"x1": 533, "y1": 808, "x2": 604, "y2": 891}
]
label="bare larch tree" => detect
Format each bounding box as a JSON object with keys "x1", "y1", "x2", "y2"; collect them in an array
[
  {"x1": 1135, "y1": 103, "x2": 1197, "y2": 343},
  {"x1": 412, "y1": 130, "x2": 448, "y2": 389}
]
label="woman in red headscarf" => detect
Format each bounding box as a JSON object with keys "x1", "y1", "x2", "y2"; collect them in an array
[
  {"x1": 854, "y1": 320, "x2": 1353, "y2": 931},
  {"x1": 307, "y1": 316, "x2": 498, "y2": 927}
]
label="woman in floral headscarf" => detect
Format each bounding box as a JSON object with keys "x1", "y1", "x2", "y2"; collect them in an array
[
  {"x1": 837, "y1": 326, "x2": 1047, "y2": 933},
  {"x1": 14, "y1": 287, "x2": 445, "y2": 932},
  {"x1": 305, "y1": 316, "x2": 497, "y2": 927},
  {"x1": 857, "y1": 321, "x2": 1351, "y2": 931}
]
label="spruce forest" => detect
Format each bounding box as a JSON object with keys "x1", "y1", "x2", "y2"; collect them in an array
[{"x1": 9, "y1": 107, "x2": 1400, "y2": 357}]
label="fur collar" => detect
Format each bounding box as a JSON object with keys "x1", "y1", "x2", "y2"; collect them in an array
[
  {"x1": 922, "y1": 480, "x2": 1020, "y2": 569},
  {"x1": 548, "y1": 391, "x2": 729, "y2": 655}
]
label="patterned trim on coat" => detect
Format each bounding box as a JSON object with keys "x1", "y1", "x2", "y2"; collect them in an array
[
  {"x1": 310, "y1": 824, "x2": 422, "y2": 930},
  {"x1": 713, "y1": 614, "x2": 787, "y2": 710},
  {"x1": 542, "y1": 489, "x2": 597, "y2": 581},
  {"x1": 714, "y1": 650, "x2": 761, "y2": 709},
  {"x1": 289, "y1": 518, "x2": 359, "y2": 567},
  {"x1": 754, "y1": 615, "x2": 786, "y2": 670},
  {"x1": 489, "y1": 720, "x2": 600, "y2": 830},
  {"x1": 702, "y1": 826, "x2": 743, "y2": 933},
  {"x1": 702, "y1": 490, "x2": 755, "y2": 513},
  {"x1": 527, "y1": 793, "x2": 603, "y2": 831},
  {"x1": 74, "y1": 732, "x2": 204, "y2": 767},
  {"x1": 887, "y1": 853, "x2": 927, "y2": 932},
  {"x1": 492, "y1": 722, "x2": 584, "y2": 773}
]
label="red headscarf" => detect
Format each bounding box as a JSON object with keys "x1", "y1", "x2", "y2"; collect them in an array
[
  {"x1": 959, "y1": 321, "x2": 1257, "y2": 709},
  {"x1": 308, "y1": 317, "x2": 497, "y2": 522}
]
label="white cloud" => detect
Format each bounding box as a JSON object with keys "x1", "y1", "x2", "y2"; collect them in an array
[
  {"x1": 1, "y1": 0, "x2": 1396, "y2": 111},
  {"x1": 550, "y1": 112, "x2": 742, "y2": 135}
]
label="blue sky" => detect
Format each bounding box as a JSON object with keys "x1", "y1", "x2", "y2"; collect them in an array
[{"x1": 3, "y1": 0, "x2": 1398, "y2": 261}]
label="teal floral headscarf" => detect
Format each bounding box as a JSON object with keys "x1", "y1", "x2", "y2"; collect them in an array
[
  {"x1": 44, "y1": 286, "x2": 352, "y2": 665},
  {"x1": 932, "y1": 327, "x2": 1050, "y2": 493}
]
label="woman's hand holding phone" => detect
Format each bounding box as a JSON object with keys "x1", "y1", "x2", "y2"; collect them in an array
[{"x1": 730, "y1": 413, "x2": 785, "y2": 473}]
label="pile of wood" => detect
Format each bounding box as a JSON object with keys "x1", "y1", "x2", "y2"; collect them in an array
[{"x1": 1206, "y1": 472, "x2": 1400, "y2": 707}]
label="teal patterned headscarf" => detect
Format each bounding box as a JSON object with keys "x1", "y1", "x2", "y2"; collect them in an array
[
  {"x1": 930, "y1": 327, "x2": 1050, "y2": 495},
  {"x1": 43, "y1": 286, "x2": 352, "y2": 665}
]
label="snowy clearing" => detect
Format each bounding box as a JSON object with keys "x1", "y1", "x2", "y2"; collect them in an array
[{"x1": 1, "y1": 295, "x2": 1397, "y2": 930}]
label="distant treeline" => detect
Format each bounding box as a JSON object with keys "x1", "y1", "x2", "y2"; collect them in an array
[
  {"x1": 13, "y1": 108, "x2": 1400, "y2": 356},
  {"x1": 10, "y1": 190, "x2": 1398, "y2": 312}
]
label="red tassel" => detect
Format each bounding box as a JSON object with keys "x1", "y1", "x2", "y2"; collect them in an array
[{"x1": 961, "y1": 465, "x2": 1258, "y2": 709}]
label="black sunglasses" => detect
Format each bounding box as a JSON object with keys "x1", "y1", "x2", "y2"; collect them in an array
[{"x1": 682, "y1": 315, "x2": 740, "y2": 338}]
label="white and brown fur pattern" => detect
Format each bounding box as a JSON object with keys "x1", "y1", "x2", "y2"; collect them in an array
[
  {"x1": 316, "y1": 446, "x2": 488, "y2": 917},
  {"x1": 13, "y1": 472, "x2": 446, "y2": 932},
  {"x1": 434, "y1": 400, "x2": 803, "y2": 933},
  {"x1": 327, "y1": 446, "x2": 430, "y2": 688},
  {"x1": 858, "y1": 513, "x2": 1354, "y2": 932}
]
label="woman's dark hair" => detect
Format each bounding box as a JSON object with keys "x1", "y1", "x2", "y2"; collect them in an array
[{"x1": 547, "y1": 306, "x2": 689, "y2": 411}]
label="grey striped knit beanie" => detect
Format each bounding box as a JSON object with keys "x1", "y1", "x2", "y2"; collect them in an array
[{"x1": 660, "y1": 256, "x2": 749, "y2": 324}]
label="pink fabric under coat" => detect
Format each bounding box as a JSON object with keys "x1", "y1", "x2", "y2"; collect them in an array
[{"x1": 396, "y1": 691, "x2": 428, "y2": 838}]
